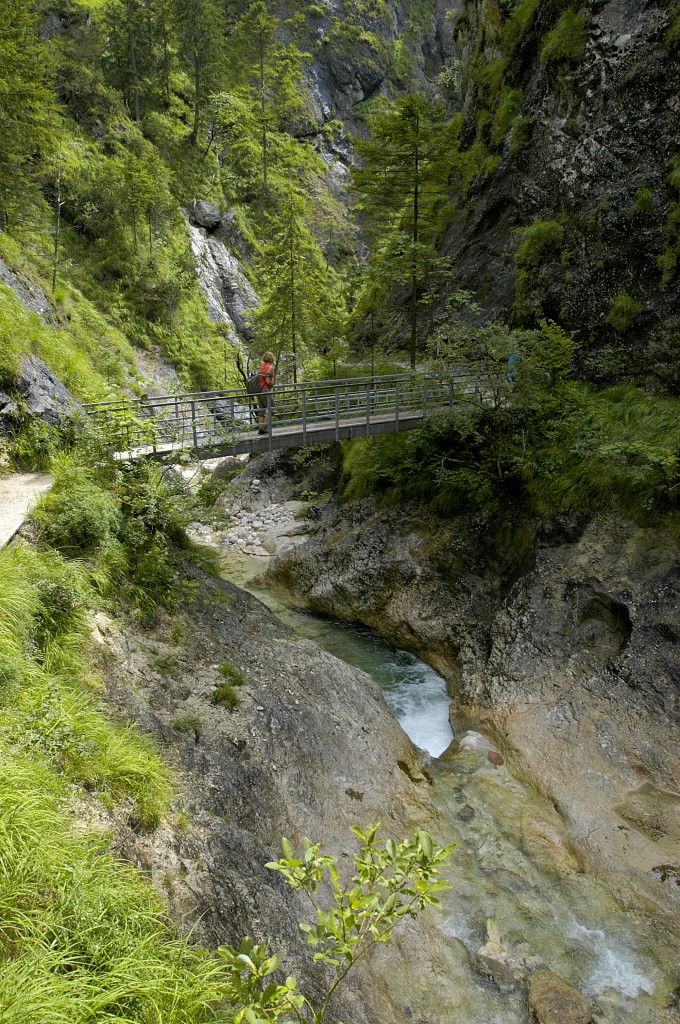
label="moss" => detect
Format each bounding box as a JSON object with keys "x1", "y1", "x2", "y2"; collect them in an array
[
  {"x1": 515, "y1": 219, "x2": 564, "y2": 270},
  {"x1": 502, "y1": 0, "x2": 539, "y2": 57},
  {"x1": 541, "y1": 10, "x2": 587, "y2": 70},
  {"x1": 509, "y1": 115, "x2": 532, "y2": 158},
  {"x1": 666, "y1": 3, "x2": 680, "y2": 50},
  {"x1": 634, "y1": 186, "x2": 653, "y2": 215},
  {"x1": 605, "y1": 293, "x2": 643, "y2": 334},
  {"x1": 492, "y1": 88, "x2": 524, "y2": 147}
]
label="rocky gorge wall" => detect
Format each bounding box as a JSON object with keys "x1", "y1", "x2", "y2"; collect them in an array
[
  {"x1": 444, "y1": 0, "x2": 680, "y2": 388},
  {"x1": 261, "y1": 470, "x2": 680, "y2": 940},
  {"x1": 92, "y1": 556, "x2": 468, "y2": 1024}
]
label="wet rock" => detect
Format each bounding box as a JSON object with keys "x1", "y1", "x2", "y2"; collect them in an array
[
  {"x1": 527, "y1": 969, "x2": 593, "y2": 1024},
  {"x1": 188, "y1": 200, "x2": 221, "y2": 230},
  {"x1": 520, "y1": 814, "x2": 582, "y2": 878}
]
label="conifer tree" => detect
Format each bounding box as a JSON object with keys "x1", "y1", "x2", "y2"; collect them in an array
[
  {"x1": 226, "y1": 2, "x2": 308, "y2": 193},
  {"x1": 254, "y1": 191, "x2": 345, "y2": 382},
  {"x1": 352, "y1": 95, "x2": 449, "y2": 367},
  {"x1": 172, "y1": 0, "x2": 227, "y2": 145}
]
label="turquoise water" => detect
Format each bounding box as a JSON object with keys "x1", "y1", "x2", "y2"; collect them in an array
[{"x1": 219, "y1": 550, "x2": 675, "y2": 1023}]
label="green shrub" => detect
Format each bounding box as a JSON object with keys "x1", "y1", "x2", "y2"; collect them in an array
[
  {"x1": 635, "y1": 186, "x2": 653, "y2": 215},
  {"x1": 515, "y1": 219, "x2": 564, "y2": 270},
  {"x1": 605, "y1": 293, "x2": 643, "y2": 334},
  {"x1": 541, "y1": 11, "x2": 587, "y2": 70},
  {"x1": 509, "y1": 116, "x2": 532, "y2": 158},
  {"x1": 9, "y1": 420, "x2": 65, "y2": 471},
  {"x1": 33, "y1": 479, "x2": 121, "y2": 554}
]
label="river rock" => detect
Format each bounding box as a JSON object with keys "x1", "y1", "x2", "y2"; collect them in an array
[
  {"x1": 95, "y1": 560, "x2": 466, "y2": 1024},
  {"x1": 527, "y1": 969, "x2": 593, "y2": 1024},
  {"x1": 520, "y1": 813, "x2": 582, "y2": 878}
]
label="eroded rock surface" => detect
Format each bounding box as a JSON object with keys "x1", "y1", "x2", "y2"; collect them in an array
[
  {"x1": 264, "y1": 495, "x2": 680, "y2": 935},
  {"x1": 93, "y1": 561, "x2": 463, "y2": 1024}
]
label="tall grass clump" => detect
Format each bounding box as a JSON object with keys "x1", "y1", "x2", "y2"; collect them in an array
[{"x1": 530, "y1": 385, "x2": 680, "y2": 523}]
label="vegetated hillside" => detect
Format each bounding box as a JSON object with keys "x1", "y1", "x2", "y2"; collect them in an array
[{"x1": 439, "y1": 0, "x2": 680, "y2": 393}]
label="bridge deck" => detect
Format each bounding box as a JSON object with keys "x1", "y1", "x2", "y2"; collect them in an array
[
  {"x1": 85, "y1": 370, "x2": 500, "y2": 460},
  {"x1": 117, "y1": 408, "x2": 427, "y2": 461}
]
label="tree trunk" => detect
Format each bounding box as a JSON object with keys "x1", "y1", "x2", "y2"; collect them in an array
[
  {"x1": 191, "y1": 57, "x2": 201, "y2": 146},
  {"x1": 410, "y1": 135, "x2": 419, "y2": 369}
]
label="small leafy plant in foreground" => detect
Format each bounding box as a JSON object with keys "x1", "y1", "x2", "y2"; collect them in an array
[{"x1": 218, "y1": 824, "x2": 454, "y2": 1024}]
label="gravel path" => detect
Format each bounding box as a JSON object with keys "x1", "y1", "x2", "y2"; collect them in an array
[{"x1": 0, "y1": 473, "x2": 52, "y2": 548}]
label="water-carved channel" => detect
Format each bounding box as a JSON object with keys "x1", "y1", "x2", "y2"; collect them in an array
[{"x1": 218, "y1": 551, "x2": 675, "y2": 1024}]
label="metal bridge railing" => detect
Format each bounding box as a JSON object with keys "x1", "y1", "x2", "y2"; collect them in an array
[{"x1": 83, "y1": 369, "x2": 499, "y2": 455}]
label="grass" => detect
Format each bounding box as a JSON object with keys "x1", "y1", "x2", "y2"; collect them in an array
[
  {"x1": 0, "y1": 470, "x2": 239, "y2": 1019},
  {"x1": 605, "y1": 293, "x2": 643, "y2": 334},
  {"x1": 214, "y1": 659, "x2": 246, "y2": 710},
  {"x1": 541, "y1": 10, "x2": 587, "y2": 71}
]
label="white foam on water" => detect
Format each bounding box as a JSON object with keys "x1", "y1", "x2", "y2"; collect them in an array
[
  {"x1": 379, "y1": 653, "x2": 453, "y2": 757},
  {"x1": 566, "y1": 920, "x2": 656, "y2": 998}
]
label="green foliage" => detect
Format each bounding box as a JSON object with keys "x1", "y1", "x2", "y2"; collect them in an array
[
  {"x1": 214, "y1": 660, "x2": 246, "y2": 709},
  {"x1": 33, "y1": 477, "x2": 122, "y2": 555},
  {"x1": 666, "y1": 3, "x2": 680, "y2": 50},
  {"x1": 529, "y1": 385, "x2": 680, "y2": 522},
  {"x1": 514, "y1": 220, "x2": 564, "y2": 323},
  {"x1": 605, "y1": 293, "x2": 643, "y2": 334},
  {"x1": 541, "y1": 11, "x2": 587, "y2": 71},
  {"x1": 635, "y1": 186, "x2": 653, "y2": 215},
  {"x1": 219, "y1": 824, "x2": 454, "y2": 1024},
  {"x1": 173, "y1": 714, "x2": 204, "y2": 740},
  {"x1": 658, "y1": 155, "x2": 680, "y2": 287},
  {"x1": 492, "y1": 88, "x2": 524, "y2": 146},
  {"x1": 501, "y1": 0, "x2": 539, "y2": 57},
  {"x1": 515, "y1": 220, "x2": 565, "y2": 270},
  {"x1": 254, "y1": 189, "x2": 346, "y2": 382}
]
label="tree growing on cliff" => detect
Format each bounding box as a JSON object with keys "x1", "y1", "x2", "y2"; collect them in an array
[
  {"x1": 254, "y1": 190, "x2": 346, "y2": 382},
  {"x1": 351, "y1": 95, "x2": 450, "y2": 367},
  {"x1": 218, "y1": 824, "x2": 454, "y2": 1024}
]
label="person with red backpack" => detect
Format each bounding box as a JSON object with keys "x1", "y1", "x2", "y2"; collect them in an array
[{"x1": 256, "y1": 351, "x2": 275, "y2": 434}]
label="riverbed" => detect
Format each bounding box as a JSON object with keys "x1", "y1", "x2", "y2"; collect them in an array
[{"x1": 215, "y1": 547, "x2": 676, "y2": 1024}]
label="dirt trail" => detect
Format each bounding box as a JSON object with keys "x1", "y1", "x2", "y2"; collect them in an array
[{"x1": 0, "y1": 473, "x2": 52, "y2": 548}]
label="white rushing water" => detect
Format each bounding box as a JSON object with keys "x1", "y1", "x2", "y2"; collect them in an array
[{"x1": 218, "y1": 552, "x2": 673, "y2": 1023}]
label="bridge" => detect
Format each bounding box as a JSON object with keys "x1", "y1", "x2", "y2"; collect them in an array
[{"x1": 84, "y1": 369, "x2": 499, "y2": 460}]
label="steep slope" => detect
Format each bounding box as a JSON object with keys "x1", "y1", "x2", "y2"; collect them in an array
[{"x1": 443, "y1": 0, "x2": 679, "y2": 390}]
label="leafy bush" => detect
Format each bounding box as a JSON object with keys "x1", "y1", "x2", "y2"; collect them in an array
[
  {"x1": 33, "y1": 480, "x2": 122, "y2": 553},
  {"x1": 605, "y1": 293, "x2": 643, "y2": 334}
]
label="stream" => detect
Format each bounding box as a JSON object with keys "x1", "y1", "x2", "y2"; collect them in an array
[{"x1": 218, "y1": 549, "x2": 675, "y2": 1024}]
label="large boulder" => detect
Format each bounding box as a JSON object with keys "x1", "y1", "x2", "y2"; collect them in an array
[{"x1": 0, "y1": 355, "x2": 83, "y2": 433}]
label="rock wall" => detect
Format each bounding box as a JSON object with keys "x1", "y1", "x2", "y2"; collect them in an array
[
  {"x1": 94, "y1": 559, "x2": 465, "y2": 1024},
  {"x1": 264, "y1": 494, "x2": 680, "y2": 938},
  {"x1": 444, "y1": 0, "x2": 680, "y2": 388},
  {"x1": 186, "y1": 201, "x2": 259, "y2": 343}
]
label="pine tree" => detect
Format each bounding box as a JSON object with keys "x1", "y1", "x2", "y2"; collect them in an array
[
  {"x1": 226, "y1": 2, "x2": 308, "y2": 194},
  {"x1": 172, "y1": 0, "x2": 227, "y2": 146},
  {"x1": 254, "y1": 191, "x2": 345, "y2": 383},
  {"x1": 352, "y1": 95, "x2": 449, "y2": 367}
]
